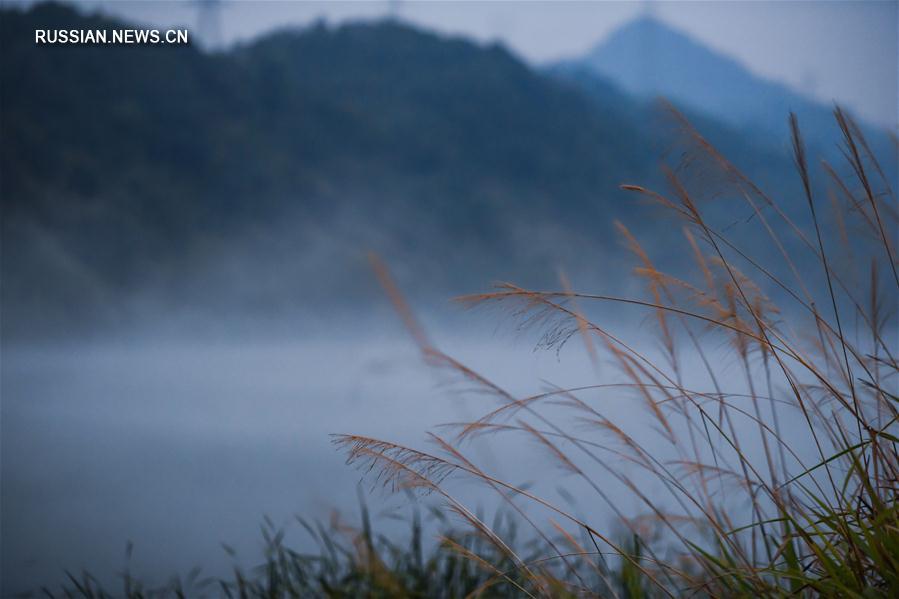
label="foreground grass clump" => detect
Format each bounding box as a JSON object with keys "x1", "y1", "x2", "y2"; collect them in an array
[
  {"x1": 32, "y1": 504, "x2": 534, "y2": 598},
  {"x1": 338, "y1": 108, "x2": 899, "y2": 597}
]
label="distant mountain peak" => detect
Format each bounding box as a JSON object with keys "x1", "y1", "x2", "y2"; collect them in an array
[
  {"x1": 560, "y1": 14, "x2": 894, "y2": 183},
  {"x1": 604, "y1": 14, "x2": 686, "y2": 39},
  {"x1": 600, "y1": 15, "x2": 715, "y2": 52},
  {"x1": 570, "y1": 15, "x2": 856, "y2": 143},
  {"x1": 585, "y1": 16, "x2": 758, "y2": 105}
]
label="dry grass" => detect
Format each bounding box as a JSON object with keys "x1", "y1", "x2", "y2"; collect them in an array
[{"x1": 337, "y1": 107, "x2": 899, "y2": 597}]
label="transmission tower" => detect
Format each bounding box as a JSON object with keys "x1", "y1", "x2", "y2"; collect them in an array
[
  {"x1": 387, "y1": 0, "x2": 402, "y2": 21},
  {"x1": 195, "y1": 0, "x2": 223, "y2": 50}
]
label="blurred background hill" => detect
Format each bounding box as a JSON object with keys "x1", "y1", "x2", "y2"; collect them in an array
[
  {"x1": 556, "y1": 14, "x2": 896, "y2": 166},
  {"x1": 6, "y1": 2, "x2": 895, "y2": 340}
]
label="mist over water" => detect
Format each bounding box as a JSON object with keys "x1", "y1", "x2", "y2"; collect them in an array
[
  {"x1": 0, "y1": 315, "x2": 591, "y2": 592},
  {"x1": 2, "y1": 304, "x2": 823, "y2": 594}
]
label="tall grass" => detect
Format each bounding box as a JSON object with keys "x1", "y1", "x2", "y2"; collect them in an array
[{"x1": 337, "y1": 107, "x2": 899, "y2": 597}]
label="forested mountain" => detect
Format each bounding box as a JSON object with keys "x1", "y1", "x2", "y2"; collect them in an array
[
  {"x1": 561, "y1": 16, "x2": 896, "y2": 166},
  {"x1": 2, "y1": 3, "x2": 871, "y2": 339}
]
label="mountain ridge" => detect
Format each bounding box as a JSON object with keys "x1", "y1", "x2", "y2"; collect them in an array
[
  {"x1": 560, "y1": 15, "x2": 896, "y2": 166},
  {"x1": 1, "y1": 3, "x2": 844, "y2": 339}
]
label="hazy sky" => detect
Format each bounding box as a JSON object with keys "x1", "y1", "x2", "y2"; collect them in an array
[{"x1": 9, "y1": 1, "x2": 898, "y2": 127}]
